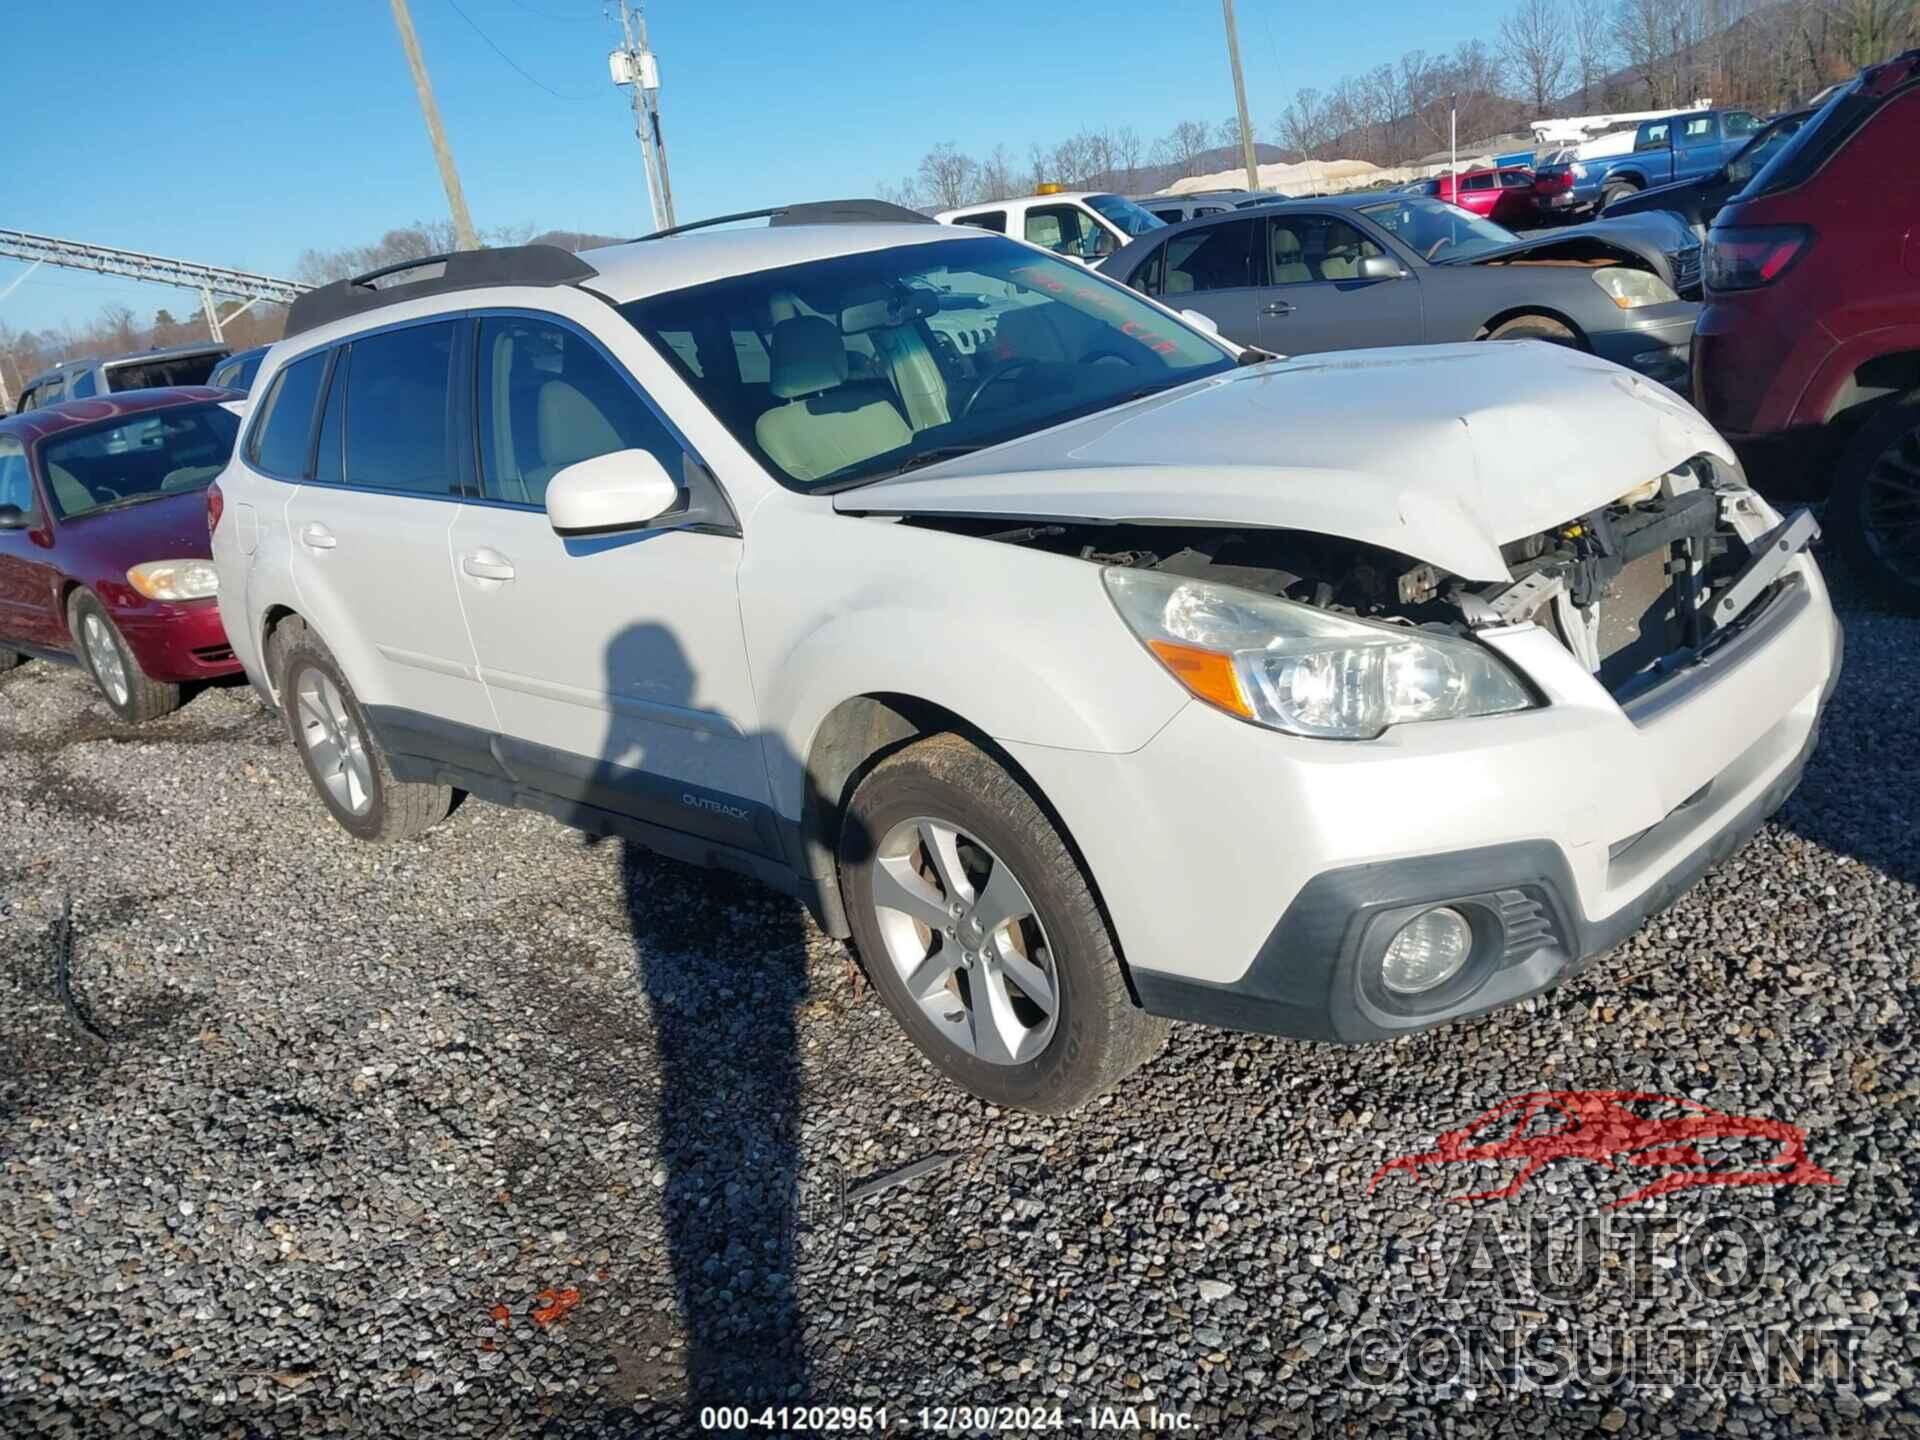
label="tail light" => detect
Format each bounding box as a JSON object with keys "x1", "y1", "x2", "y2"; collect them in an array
[
  {"x1": 206, "y1": 479, "x2": 224, "y2": 537},
  {"x1": 1704, "y1": 225, "x2": 1812, "y2": 291},
  {"x1": 1535, "y1": 170, "x2": 1573, "y2": 193}
]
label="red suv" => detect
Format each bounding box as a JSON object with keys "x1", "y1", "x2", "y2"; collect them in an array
[
  {"x1": 0, "y1": 389, "x2": 244, "y2": 720},
  {"x1": 1435, "y1": 166, "x2": 1539, "y2": 227},
  {"x1": 1691, "y1": 49, "x2": 1920, "y2": 608}
]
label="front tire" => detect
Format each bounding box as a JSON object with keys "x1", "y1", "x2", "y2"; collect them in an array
[
  {"x1": 1830, "y1": 391, "x2": 1920, "y2": 612},
  {"x1": 1485, "y1": 314, "x2": 1579, "y2": 347},
  {"x1": 839, "y1": 733, "x2": 1168, "y2": 1113},
  {"x1": 270, "y1": 617, "x2": 452, "y2": 842},
  {"x1": 67, "y1": 591, "x2": 181, "y2": 723}
]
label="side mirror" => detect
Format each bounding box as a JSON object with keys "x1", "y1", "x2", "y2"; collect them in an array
[
  {"x1": 547, "y1": 449, "x2": 682, "y2": 537},
  {"x1": 1180, "y1": 308, "x2": 1221, "y2": 336},
  {"x1": 0, "y1": 503, "x2": 30, "y2": 530},
  {"x1": 1082, "y1": 230, "x2": 1117, "y2": 261},
  {"x1": 1357, "y1": 255, "x2": 1406, "y2": 280}
]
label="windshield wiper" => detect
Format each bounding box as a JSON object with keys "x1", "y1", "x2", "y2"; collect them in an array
[{"x1": 814, "y1": 444, "x2": 985, "y2": 493}]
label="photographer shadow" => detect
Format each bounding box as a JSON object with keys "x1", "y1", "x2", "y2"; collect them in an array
[{"x1": 591, "y1": 619, "x2": 871, "y2": 1412}]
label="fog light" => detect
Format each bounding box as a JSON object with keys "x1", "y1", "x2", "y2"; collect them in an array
[{"x1": 1380, "y1": 907, "x2": 1472, "y2": 995}]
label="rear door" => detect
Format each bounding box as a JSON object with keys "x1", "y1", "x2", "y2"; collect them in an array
[
  {"x1": 1671, "y1": 113, "x2": 1723, "y2": 181},
  {"x1": 447, "y1": 311, "x2": 772, "y2": 854},
  {"x1": 1152, "y1": 215, "x2": 1265, "y2": 346},
  {"x1": 1255, "y1": 213, "x2": 1423, "y2": 353},
  {"x1": 280, "y1": 320, "x2": 495, "y2": 738}
]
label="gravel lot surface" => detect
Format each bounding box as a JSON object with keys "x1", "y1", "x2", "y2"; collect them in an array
[{"x1": 1, "y1": 576, "x2": 1915, "y2": 1439}]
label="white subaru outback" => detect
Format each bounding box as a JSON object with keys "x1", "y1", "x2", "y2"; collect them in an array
[{"x1": 211, "y1": 200, "x2": 1840, "y2": 1113}]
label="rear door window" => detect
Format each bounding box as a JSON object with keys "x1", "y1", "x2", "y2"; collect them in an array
[
  {"x1": 1638, "y1": 121, "x2": 1671, "y2": 149},
  {"x1": 0, "y1": 436, "x2": 32, "y2": 513},
  {"x1": 953, "y1": 211, "x2": 1007, "y2": 234},
  {"x1": 342, "y1": 322, "x2": 460, "y2": 494},
  {"x1": 248, "y1": 351, "x2": 330, "y2": 478},
  {"x1": 1681, "y1": 116, "x2": 1715, "y2": 143},
  {"x1": 1164, "y1": 217, "x2": 1261, "y2": 294}
]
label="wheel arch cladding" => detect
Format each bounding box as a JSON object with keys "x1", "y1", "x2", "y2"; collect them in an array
[{"x1": 797, "y1": 694, "x2": 1146, "y2": 1004}]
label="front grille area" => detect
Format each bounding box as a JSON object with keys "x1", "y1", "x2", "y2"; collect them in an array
[{"x1": 1669, "y1": 245, "x2": 1702, "y2": 299}]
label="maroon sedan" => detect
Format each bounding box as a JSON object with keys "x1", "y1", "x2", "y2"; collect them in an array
[{"x1": 0, "y1": 388, "x2": 244, "y2": 720}]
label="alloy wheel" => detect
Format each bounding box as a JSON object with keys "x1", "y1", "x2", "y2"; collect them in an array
[
  {"x1": 294, "y1": 668, "x2": 374, "y2": 817},
  {"x1": 869, "y1": 816, "x2": 1059, "y2": 1066},
  {"x1": 82, "y1": 613, "x2": 130, "y2": 708},
  {"x1": 1861, "y1": 425, "x2": 1920, "y2": 585}
]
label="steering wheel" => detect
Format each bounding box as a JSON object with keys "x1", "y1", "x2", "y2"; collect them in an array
[
  {"x1": 958, "y1": 358, "x2": 1040, "y2": 417},
  {"x1": 1425, "y1": 236, "x2": 1456, "y2": 261},
  {"x1": 1080, "y1": 348, "x2": 1133, "y2": 367}
]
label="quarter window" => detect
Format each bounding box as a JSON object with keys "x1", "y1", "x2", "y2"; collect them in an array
[
  {"x1": 475, "y1": 316, "x2": 681, "y2": 507},
  {"x1": 953, "y1": 211, "x2": 1007, "y2": 234},
  {"x1": 69, "y1": 370, "x2": 98, "y2": 399},
  {"x1": 250, "y1": 351, "x2": 329, "y2": 478},
  {"x1": 342, "y1": 322, "x2": 459, "y2": 494}
]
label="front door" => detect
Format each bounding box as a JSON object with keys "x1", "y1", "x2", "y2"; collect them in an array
[
  {"x1": 1255, "y1": 213, "x2": 1425, "y2": 353},
  {"x1": 446, "y1": 313, "x2": 773, "y2": 856},
  {"x1": 280, "y1": 321, "x2": 496, "y2": 737},
  {"x1": 0, "y1": 435, "x2": 62, "y2": 648}
]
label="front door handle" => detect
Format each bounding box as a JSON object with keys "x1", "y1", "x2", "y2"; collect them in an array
[
  {"x1": 461, "y1": 549, "x2": 516, "y2": 582},
  {"x1": 300, "y1": 522, "x2": 337, "y2": 551},
  {"x1": 1262, "y1": 300, "x2": 1296, "y2": 316}
]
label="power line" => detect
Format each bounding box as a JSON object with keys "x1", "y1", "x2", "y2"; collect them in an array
[{"x1": 442, "y1": 0, "x2": 596, "y2": 99}]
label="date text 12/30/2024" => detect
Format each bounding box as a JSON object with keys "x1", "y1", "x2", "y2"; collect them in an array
[{"x1": 698, "y1": 1405, "x2": 1197, "y2": 1432}]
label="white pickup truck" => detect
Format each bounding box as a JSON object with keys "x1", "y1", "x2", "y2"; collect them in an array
[{"x1": 937, "y1": 190, "x2": 1164, "y2": 265}]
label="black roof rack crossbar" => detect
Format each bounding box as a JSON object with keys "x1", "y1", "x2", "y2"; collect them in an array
[
  {"x1": 636, "y1": 198, "x2": 936, "y2": 241},
  {"x1": 283, "y1": 244, "x2": 599, "y2": 339}
]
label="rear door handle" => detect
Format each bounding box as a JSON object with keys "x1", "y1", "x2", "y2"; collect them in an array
[
  {"x1": 1262, "y1": 300, "x2": 1296, "y2": 316},
  {"x1": 299, "y1": 523, "x2": 337, "y2": 551},
  {"x1": 461, "y1": 549, "x2": 516, "y2": 582}
]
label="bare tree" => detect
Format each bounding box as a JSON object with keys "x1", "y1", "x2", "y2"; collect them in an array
[
  {"x1": 1502, "y1": 0, "x2": 1572, "y2": 109},
  {"x1": 1276, "y1": 88, "x2": 1330, "y2": 159},
  {"x1": 1111, "y1": 126, "x2": 1144, "y2": 189},
  {"x1": 1615, "y1": 0, "x2": 1674, "y2": 104},
  {"x1": 977, "y1": 144, "x2": 1016, "y2": 202},
  {"x1": 1570, "y1": 0, "x2": 1616, "y2": 108},
  {"x1": 917, "y1": 142, "x2": 978, "y2": 210},
  {"x1": 1153, "y1": 119, "x2": 1215, "y2": 177}
]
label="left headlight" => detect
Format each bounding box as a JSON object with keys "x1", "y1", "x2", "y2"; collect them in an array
[
  {"x1": 127, "y1": 559, "x2": 219, "y2": 601},
  {"x1": 1103, "y1": 568, "x2": 1535, "y2": 740},
  {"x1": 1593, "y1": 266, "x2": 1678, "y2": 309}
]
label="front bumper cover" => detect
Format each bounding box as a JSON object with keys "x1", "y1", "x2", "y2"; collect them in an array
[{"x1": 1131, "y1": 681, "x2": 1831, "y2": 1044}]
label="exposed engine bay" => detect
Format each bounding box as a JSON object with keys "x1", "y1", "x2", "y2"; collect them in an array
[{"x1": 907, "y1": 457, "x2": 1816, "y2": 702}]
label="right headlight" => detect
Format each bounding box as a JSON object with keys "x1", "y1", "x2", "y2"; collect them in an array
[
  {"x1": 1104, "y1": 568, "x2": 1535, "y2": 740},
  {"x1": 1593, "y1": 266, "x2": 1678, "y2": 308}
]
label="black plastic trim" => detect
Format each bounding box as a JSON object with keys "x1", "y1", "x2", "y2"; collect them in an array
[
  {"x1": 284, "y1": 245, "x2": 598, "y2": 339},
  {"x1": 1132, "y1": 715, "x2": 1823, "y2": 1044}
]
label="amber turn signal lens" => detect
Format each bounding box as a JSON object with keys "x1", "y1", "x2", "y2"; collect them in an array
[{"x1": 1148, "y1": 639, "x2": 1253, "y2": 720}]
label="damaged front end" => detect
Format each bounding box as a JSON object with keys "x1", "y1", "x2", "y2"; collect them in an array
[
  {"x1": 1457, "y1": 456, "x2": 1817, "y2": 703},
  {"x1": 913, "y1": 454, "x2": 1815, "y2": 721}
]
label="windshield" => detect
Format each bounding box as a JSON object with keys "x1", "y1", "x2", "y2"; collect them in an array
[
  {"x1": 39, "y1": 402, "x2": 240, "y2": 519},
  {"x1": 1356, "y1": 196, "x2": 1518, "y2": 261},
  {"x1": 1742, "y1": 83, "x2": 1885, "y2": 201},
  {"x1": 1084, "y1": 193, "x2": 1166, "y2": 237},
  {"x1": 621, "y1": 234, "x2": 1233, "y2": 491}
]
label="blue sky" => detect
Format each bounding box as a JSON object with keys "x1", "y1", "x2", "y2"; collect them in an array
[{"x1": 3, "y1": 0, "x2": 1512, "y2": 334}]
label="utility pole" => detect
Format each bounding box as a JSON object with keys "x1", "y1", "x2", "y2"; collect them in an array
[
  {"x1": 389, "y1": 0, "x2": 480, "y2": 251},
  {"x1": 610, "y1": 1, "x2": 675, "y2": 232},
  {"x1": 1221, "y1": 0, "x2": 1260, "y2": 192}
]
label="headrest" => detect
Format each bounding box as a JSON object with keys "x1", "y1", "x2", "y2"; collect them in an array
[
  {"x1": 769, "y1": 316, "x2": 847, "y2": 399},
  {"x1": 1273, "y1": 227, "x2": 1302, "y2": 256}
]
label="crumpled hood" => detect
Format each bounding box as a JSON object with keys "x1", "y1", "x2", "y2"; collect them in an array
[{"x1": 838, "y1": 342, "x2": 1726, "y2": 581}]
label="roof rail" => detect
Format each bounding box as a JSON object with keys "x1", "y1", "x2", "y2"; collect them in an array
[
  {"x1": 637, "y1": 198, "x2": 936, "y2": 241},
  {"x1": 283, "y1": 244, "x2": 599, "y2": 339}
]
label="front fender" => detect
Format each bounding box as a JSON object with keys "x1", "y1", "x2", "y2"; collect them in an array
[{"x1": 740, "y1": 505, "x2": 1189, "y2": 822}]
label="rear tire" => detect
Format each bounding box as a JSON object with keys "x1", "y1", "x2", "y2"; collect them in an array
[
  {"x1": 839, "y1": 732, "x2": 1169, "y2": 1114},
  {"x1": 270, "y1": 617, "x2": 452, "y2": 842},
  {"x1": 1829, "y1": 391, "x2": 1920, "y2": 613},
  {"x1": 1485, "y1": 314, "x2": 1579, "y2": 347},
  {"x1": 67, "y1": 591, "x2": 182, "y2": 723},
  {"x1": 1600, "y1": 179, "x2": 1640, "y2": 209}
]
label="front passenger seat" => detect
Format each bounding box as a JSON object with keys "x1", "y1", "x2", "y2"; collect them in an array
[
  {"x1": 754, "y1": 316, "x2": 912, "y2": 484},
  {"x1": 1270, "y1": 228, "x2": 1312, "y2": 285}
]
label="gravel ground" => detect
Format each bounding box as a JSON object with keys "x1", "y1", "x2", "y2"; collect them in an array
[{"x1": 1, "y1": 574, "x2": 1915, "y2": 1439}]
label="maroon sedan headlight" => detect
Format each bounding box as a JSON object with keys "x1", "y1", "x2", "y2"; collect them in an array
[
  {"x1": 1704, "y1": 224, "x2": 1812, "y2": 291},
  {"x1": 127, "y1": 560, "x2": 220, "y2": 601}
]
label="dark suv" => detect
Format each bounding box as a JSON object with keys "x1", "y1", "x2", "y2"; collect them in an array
[{"x1": 1691, "y1": 50, "x2": 1920, "y2": 608}]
